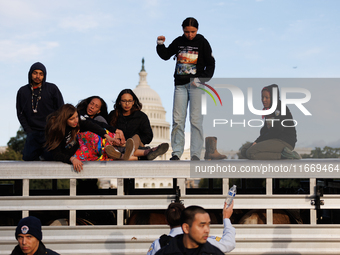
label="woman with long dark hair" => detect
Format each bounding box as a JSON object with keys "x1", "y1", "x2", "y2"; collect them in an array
[
  {"x1": 108, "y1": 89, "x2": 169, "y2": 160},
  {"x1": 108, "y1": 89, "x2": 152, "y2": 144},
  {"x1": 76, "y1": 95, "x2": 109, "y2": 121},
  {"x1": 45, "y1": 104, "x2": 133, "y2": 172},
  {"x1": 76, "y1": 96, "x2": 125, "y2": 144}
]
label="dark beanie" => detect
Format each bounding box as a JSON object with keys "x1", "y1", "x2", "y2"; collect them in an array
[{"x1": 15, "y1": 216, "x2": 42, "y2": 241}]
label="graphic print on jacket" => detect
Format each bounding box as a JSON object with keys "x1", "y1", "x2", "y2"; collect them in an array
[{"x1": 176, "y1": 46, "x2": 198, "y2": 75}]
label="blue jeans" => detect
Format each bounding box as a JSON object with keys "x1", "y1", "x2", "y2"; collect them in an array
[
  {"x1": 23, "y1": 131, "x2": 53, "y2": 161},
  {"x1": 171, "y1": 83, "x2": 203, "y2": 158}
]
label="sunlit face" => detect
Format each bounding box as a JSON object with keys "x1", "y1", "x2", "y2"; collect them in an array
[
  {"x1": 31, "y1": 70, "x2": 44, "y2": 87},
  {"x1": 86, "y1": 98, "x2": 102, "y2": 118},
  {"x1": 262, "y1": 90, "x2": 271, "y2": 108},
  {"x1": 67, "y1": 111, "x2": 79, "y2": 128},
  {"x1": 183, "y1": 26, "x2": 198, "y2": 40},
  {"x1": 183, "y1": 213, "x2": 210, "y2": 248},
  {"x1": 17, "y1": 234, "x2": 40, "y2": 255},
  {"x1": 120, "y1": 93, "x2": 134, "y2": 115}
]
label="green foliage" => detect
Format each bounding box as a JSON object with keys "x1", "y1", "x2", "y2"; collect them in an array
[
  {"x1": 58, "y1": 180, "x2": 70, "y2": 189},
  {"x1": 7, "y1": 126, "x2": 26, "y2": 153},
  {"x1": 0, "y1": 147, "x2": 23, "y2": 160},
  {"x1": 29, "y1": 180, "x2": 70, "y2": 190},
  {"x1": 309, "y1": 146, "x2": 340, "y2": 158},
  {"x1": 278, "y1": 179, "x2": 304, "y2": 188},
  {"x1": 30, "y1": 180, "x2": 52, "y2": 190},
  {"x1": 198, "y1": 178, "x2": 222, "y2": 188}
]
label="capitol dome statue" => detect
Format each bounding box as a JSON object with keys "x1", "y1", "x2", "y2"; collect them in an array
[{"x1": 133, "y1": 58, "x2": 170, "y2": 159}]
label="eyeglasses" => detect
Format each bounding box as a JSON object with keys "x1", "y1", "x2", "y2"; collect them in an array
[{"x1": 121, "y1": 100, "x2": 134, "y2": 104}]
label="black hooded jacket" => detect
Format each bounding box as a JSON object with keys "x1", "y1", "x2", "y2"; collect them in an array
[
  {"x1": 78, "y1": 110, "x2": 116, "y2": 134},
  {"x1": 16, "y1": 62, "x2": 64, "y2": 133},
  {"x1": 254, "y1": 84, "x2": 297, "y2": 148},
  {"x1": 157, "y1": 34, "x2": 215, "y2": 85}
]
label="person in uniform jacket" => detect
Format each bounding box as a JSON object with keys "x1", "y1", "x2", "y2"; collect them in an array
[
  {"x1": 147, "y1": 202, "x2": 235, "y2": 255},
  {"x1": 155, "y1": 205, "x2": 231, "y2": 255},
  {"x1": 11, "y1": 216, "x2": 60, "y2": 255}
]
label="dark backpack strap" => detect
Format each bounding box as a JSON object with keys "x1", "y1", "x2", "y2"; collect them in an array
[{"x1": 159, "y1": 234, "x2": 173, "y2": 248}]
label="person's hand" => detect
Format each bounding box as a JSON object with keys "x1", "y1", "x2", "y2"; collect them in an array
[
  {"x1": 112, "y1": 138, "x2": 122, "y2": 146},
  {"x1": 251, "y1": 142, "x2": 257, "y2": 146},
  {"x1": 157, "y1": 35, "x2": 165, "y2": 41},
  {"x1": 104, "y1": 134, "x2": 115, "y2": 145},
  {"x1": 157, "y1": 36, "x2": 165, "y2": 45},
  {"x1": 223, "y1": 200, "x2": 234, "y2": 219},
  {"x1": 191, "y1": 77, "x2": 201, "y2": 87},
  {"x1": 71, "y1": 157, "x2": 83, "y2": 172},
  {"x1": 115, "y1": 129, "x2": 126, "y2": 145}
]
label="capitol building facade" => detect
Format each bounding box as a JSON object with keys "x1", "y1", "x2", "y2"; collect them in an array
[{"x1": 133, "y1": 59, "x2": 170, "y2": 157}]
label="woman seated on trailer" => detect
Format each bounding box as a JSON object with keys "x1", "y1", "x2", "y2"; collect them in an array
[
  {"x1": 77, "y1": 94, "x2": 168, "y2": 160},
  {"x1": 107, "y1": 89, "x2": 169, "y2": 160},
  {"x1": 76, "y1": 95, "x2": 125, "y2": 145},
  {"x1": 240, "y1": 84, "x2": 301, "y2": 160},
  {"x1": 45, "y1": 104, "x2": 125, "y2": 172}
]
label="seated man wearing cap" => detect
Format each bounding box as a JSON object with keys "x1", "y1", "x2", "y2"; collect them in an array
[{"x1": 11, "y1": 216, "x2": 60, "y2": 255}]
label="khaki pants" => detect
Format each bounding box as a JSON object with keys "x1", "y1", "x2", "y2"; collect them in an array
[{"x1": 243, "y1": 139, "x2": 293, "y2": 160}]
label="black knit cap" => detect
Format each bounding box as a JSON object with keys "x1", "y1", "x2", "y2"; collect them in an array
[{"x1": 15, "y1": 216, "x2": 43, "y2": 241}]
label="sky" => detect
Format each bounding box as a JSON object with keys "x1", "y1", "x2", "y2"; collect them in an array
[{"x1": 0, "y1": 0, "x2": 339, "y2": 151}]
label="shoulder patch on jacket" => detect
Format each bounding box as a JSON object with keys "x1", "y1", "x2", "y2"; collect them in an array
[{"x1": 215, "y1": 236, "x2": 221, "y2": 242}]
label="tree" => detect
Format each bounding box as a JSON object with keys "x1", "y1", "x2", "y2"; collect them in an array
[
  {"x1": 7, "y1": 126, "x2": 26, "y2": 153},
  {"x1": 309, "y1": 146, "x2": 340, "y2": 158},
  {"x1": 0, "y1": 147, "x2": 23, "y2": 160},
  {"x1": 0, "y1": 126, "x2": 25, "y2": 160}
]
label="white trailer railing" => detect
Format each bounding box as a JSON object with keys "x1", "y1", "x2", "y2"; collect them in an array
[{"x1": 0, "y1": 160, "x2": 340, "y2": 255}]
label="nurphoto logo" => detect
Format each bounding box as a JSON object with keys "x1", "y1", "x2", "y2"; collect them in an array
[{"x1": 201, "y1": 83, "x2": 311, "y2": 128}]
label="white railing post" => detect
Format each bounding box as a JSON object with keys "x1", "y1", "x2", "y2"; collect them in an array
[
  {"x1": 222, "y1": 178, "x2": 229, "y2": 196},
  {"x1": 177, "y1": 178, "x2": 186, "y2": 196},
  {"x1": 22, "y1": 179, "x2": 29, "y2": 218},
  {"x1": 69, "y1": 178, "x2": 77, "y2": 226},
  {"x1": 117, "y1": 178, "x2": 124, "y2": 226},
  {"x1": 266, "y1": 178, "x2": 273, "y2": 225},
  {"x1": 310, "y1": 178, "x2": 317, "y2": 225}
]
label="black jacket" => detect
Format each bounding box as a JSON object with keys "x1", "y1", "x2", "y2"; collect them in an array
[
  {"x1": 107, "y1": 110, "x2": 153, "y2": 145},
  {"x1": 50, "y1": 116, "x2": 107, "y2": 164},
  {"x1": 78, "y1": 110, "x2": 116, "y2": 134},
  {"x1": 155, "y1": 234, "x2": 224, "y2": 255},
  {"x1": 11, "y1": 242, "x2": 60, "y2": 255},
  {"x1": 16, "y1": 62, "x2": 64, "y2": 133},
  {"x1": 157, "y1": 34, "x2": 215, "y2": 85},
  {"x1": 254, "y1": 84, "x2": 297, "y2": 148}
]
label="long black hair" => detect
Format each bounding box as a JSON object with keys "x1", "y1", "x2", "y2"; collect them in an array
[
  {"x1": 76, "y1": 95, "x2": 109, "y2": 120},
  {"x1": 109, "y1": 89, "x2": 142, "y2": 127}
]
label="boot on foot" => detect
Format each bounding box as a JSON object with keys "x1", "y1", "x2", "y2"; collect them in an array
[{"x1": 204, "y1": 137, "x2": 227, "y2": 160}]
